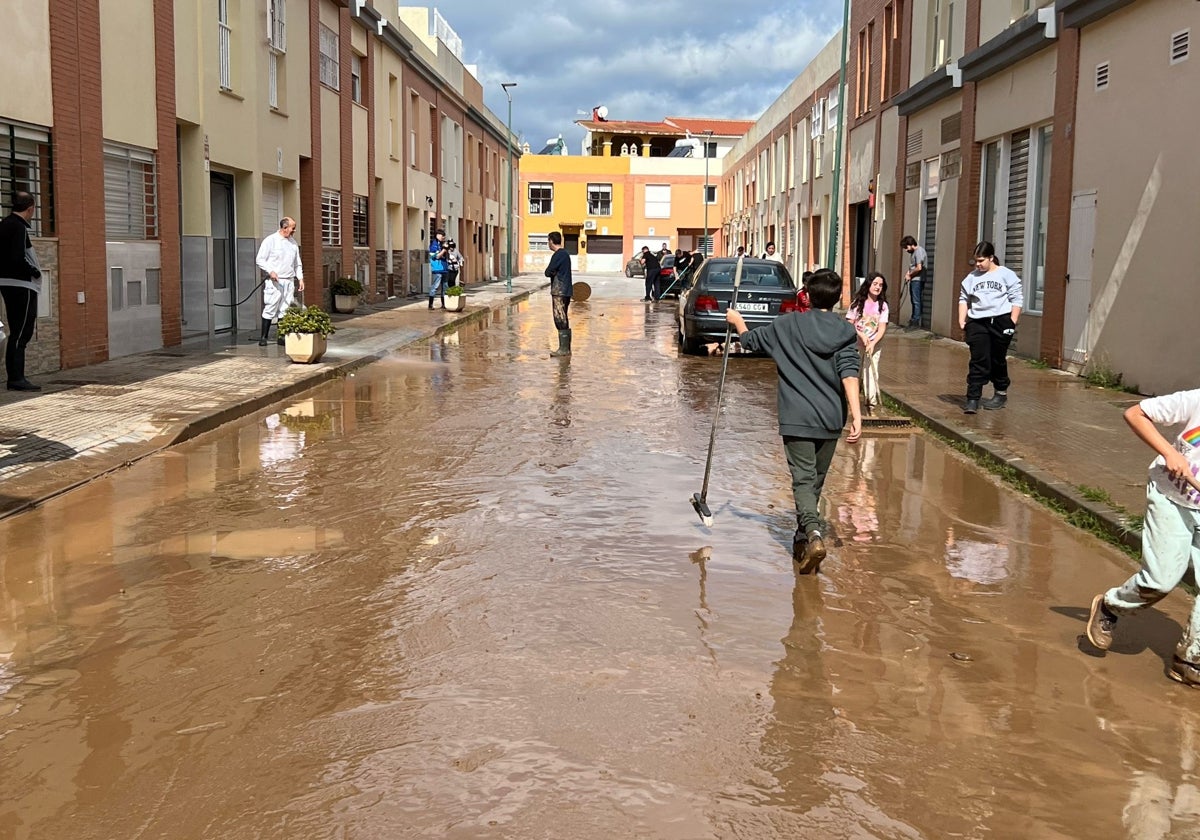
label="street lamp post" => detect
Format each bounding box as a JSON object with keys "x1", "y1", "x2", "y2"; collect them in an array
[
  {"x1": 502, "y1": 82, "x2": 517, "y2": 293},
  {"x1": 703, "y1": 130, "x2": 713, "y2": 256}
]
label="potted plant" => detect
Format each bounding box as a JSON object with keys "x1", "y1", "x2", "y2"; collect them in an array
[
  {"x1": 444, "y1": 283, "x2": 465, "y2": 312},
  {"x1": 278, "y1": 305, "x2": 335, "y2": 363},
  {"x1": 330, "y1": 276, "x2": 364, "y2": 313}
]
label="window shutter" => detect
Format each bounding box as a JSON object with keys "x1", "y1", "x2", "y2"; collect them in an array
[{"x1": 1004, "y1": 129, "x2": 1030, "y2": 275}]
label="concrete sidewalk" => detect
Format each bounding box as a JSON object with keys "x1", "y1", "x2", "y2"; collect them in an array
[
  {"x1": 880, "y1": 328, "x2": 1148, "y2": 551},
  {"x1": 0, "y1": 275, "x2": 549, "y2": 519}
]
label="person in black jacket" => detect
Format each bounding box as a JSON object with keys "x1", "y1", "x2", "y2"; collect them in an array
[
  {"x1": 544, "y1": 231, "x2": 573, "y2": 357},
  {"x1": 0, "y1": 192, "x2": 43, "y2": 391}
]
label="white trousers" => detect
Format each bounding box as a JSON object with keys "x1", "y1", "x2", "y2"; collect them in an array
[
  {"x1": 262, "y1": 277, "x2": 296, "y2": 320},
  {"x1": 860, "y1": 345, "x2": 882, "y2": 406}
]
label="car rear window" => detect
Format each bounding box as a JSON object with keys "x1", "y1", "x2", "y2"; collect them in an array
[{"x1": 703, "y1": 264, "x2": 793, "y2": 289}]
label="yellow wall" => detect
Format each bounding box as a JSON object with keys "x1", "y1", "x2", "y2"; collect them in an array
[
  {"x1": 975, "y1": 48, "x2": 1056, "y2": 142},
  {"x1": 100, "y1": 0, "x2": 158, "y2": 149},
  {"x1": 0, "y1": 1, "x2": 53, "y2": 128}
]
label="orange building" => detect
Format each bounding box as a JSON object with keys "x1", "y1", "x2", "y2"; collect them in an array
[{"x1": 518, "y1": 116, "x2": 752, "y2": 273}]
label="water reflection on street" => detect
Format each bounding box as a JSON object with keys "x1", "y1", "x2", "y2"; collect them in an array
[{"x1": 1, "y1": 278, "x2": 1199, "y2": 839}]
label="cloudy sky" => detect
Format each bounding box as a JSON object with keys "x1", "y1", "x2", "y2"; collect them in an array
[{"x1": 444, "y1": 0, "x2": 845, "y2": 151}]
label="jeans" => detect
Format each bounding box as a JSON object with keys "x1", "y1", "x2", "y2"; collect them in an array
[
  {"x1": 908, "y1": 277, "x2": 923, "y2": 325},
  {"x1": 964, "y1": 315, "x2": 1014, "y2": 400},
  {"x1": 552, "y1": 294, "x2": 570, "y2": 330},
  {"x1": 1, "y1": 285, "x2": 37, "y2": 382},
  {"x1": 1106, "y1": 481, "x2": 1200, "y2": 664},
  {"x1": 429, "y1": 271, "x2": 447, "y2": 299},
  {"x1": 783, "y1": 435, "x2": 840, "y2": 533}
]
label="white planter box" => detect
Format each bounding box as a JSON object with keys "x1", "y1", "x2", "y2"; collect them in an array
[
  {"x1": 333, "y1": 294, "x2": 357, "y2": 313},
  {"x1": 445, "y1": 295, "x2": 465, "y2": 312},
  {"x1": 284, "y1": 333, "x2": 328, "y2": 363}
]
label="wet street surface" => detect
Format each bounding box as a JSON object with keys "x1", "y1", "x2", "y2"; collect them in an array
[{"x1": 3, "y1": 276, "x2": 1200, "y2": 839}]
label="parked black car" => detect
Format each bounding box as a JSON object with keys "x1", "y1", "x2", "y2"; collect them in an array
[{"x1": 676, "y1": 258, "x2": 804, "y2": 354}]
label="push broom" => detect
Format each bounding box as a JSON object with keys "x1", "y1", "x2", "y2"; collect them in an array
[{"x1": 691, "y1": 256, "x2": 744, "y2": 527}]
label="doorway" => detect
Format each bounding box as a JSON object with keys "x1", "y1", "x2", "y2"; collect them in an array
[
  {"x1": 210, "y1": 173, "x2": 236, "y2": 332},
  {"x1": 920, "y1": 199, "x2": 936, "y2": 330},
  {"x1": 1063, "y1": 190, "x2": 1096, "y2": 369},
  {"x1": 851, "y1": 201, "x2": 871, "y2": 287}
]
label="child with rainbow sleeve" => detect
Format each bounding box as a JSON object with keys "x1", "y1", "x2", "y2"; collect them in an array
[{"x1": 1087, "y1": 389, "x2": 1200, "y2": 687}]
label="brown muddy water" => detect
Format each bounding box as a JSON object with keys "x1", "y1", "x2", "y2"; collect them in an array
[{"x1": 2, "y1": 277, "x2": 1199, "y2": 839}]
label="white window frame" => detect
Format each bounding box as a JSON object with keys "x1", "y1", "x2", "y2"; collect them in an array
[
  {"x1": 104, "y1": 142, "x2": 158, "y2": 241},
  {"x1": 350, "y1": 54, "x2": 363, "y2": 104},
  {"x1": 528, "y1": 234, "x2": 550, "y2": 252},
  {"x1": 267, "y1": 0, "x2": 287, "y2": 52},
  {"x1": 587, "y1": 183, "x2": 612, "y2": 216},
  {"x1": 644, "y1": 184, "x2": 670, "y2": 218},
  {"x1": 975, "y1": 124, "x2": 1053, "y2": 313},
  {"x1": 528, "y1": 182, "x2": 553, "y2": 215},
  {"x1": 318, "y1": 23, "x2": 339, "y2": 90},
  {"x1": 268, "y1": 52, "x2": 279, "y2": 109},
  {"x1": 218, "y1": 0, "x2": 232, "y2": 90},
  {"x1": 321, "y1": 188, "x2": 341, "y2": 245}
]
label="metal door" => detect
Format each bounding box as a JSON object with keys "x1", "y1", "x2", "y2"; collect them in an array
[
  {"x1": 1064, "y1": 190, "x2": 1096, "y2": 367},
  {"x1": 210, "y1": 173, "x2": 235, "y2": 331},
  {"x1": 920, "y1": 199, "x2": 936, "y2": 329}
]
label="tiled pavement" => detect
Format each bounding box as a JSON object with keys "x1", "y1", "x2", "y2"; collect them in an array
[
  {"x1": 0, "y1": 275, "x2": 549, "y2": 518},
  {"x1": 0, "y1": 286, "x2": 1156, "y2": 550}
]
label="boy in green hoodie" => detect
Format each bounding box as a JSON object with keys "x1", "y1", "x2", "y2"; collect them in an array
[{"x1": 726, "y1": 268, "x2": 862, "y2": 573}]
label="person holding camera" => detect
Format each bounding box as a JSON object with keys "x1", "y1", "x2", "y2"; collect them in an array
[{"x1": 958, "y1": 241, "x2": 1023, "y2": 414}]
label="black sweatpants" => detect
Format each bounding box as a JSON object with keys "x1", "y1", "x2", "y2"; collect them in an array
[
  {"x1": 1, "y1": 285, "x2": 37, "y2": 382},
  {"x1": 964, "y1": 314, "x2": 1015, "y2": 400}
]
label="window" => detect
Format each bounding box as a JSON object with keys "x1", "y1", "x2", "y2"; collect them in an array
[
  {"x1": 409, "y1": 92, "x2": 418, "y2": 165},
  {"x1": 352, "y1": 195, "x2": 368, "y2": 246},
  {"x1": 528, "y1": 182, "x2": 553, "y2": 215},
  {"x1": 856, "y1": 26, "x2": 871, "y2": 116},
  {"x1": 528, "y1": 234, "x2": 550, "y2": 252},
  {"x1": 976, "y1": 126, "x2": 1053, "y2": 313},
  {"x1": 321, "y1": 189, "x2": 341, "y2": 245},
  {"x1": 218, "y1": 0, "x2": 232, "y2": 90},
  {"x1": 882, "y1": 4, "x2": 899, "y2": 101},
  {"x1": 388, "y1": 75, "x2": 399, "y2": 158},
  {"x1": 0, "y1": 121, "x2": 54, "y2": 236},
  {"x1": 644, "y1": 184, "x2": 670, "y2": 218},
  {"x1": 104, "y1": 143, "x2": 158, "y2": 240},
  {"x1": 350, "y1": 54, "x2": 362, "y2": 104},
  {"x1": 267, "y1": 0, "x2": 286, "y2": 52},
  {"x1": 927, "y1": 0, "x2": 957, "y2": 72},
  {"x1": 318, "y1": 23, "x2": 339, "y2": 90},
  {"x1": 704, "y1": 185, "x2": 717, "y2": 204},
  {"x1": 704, "y1": 141, "x2": 717, "y2": 158},
  {"x1": 587, "y1": 183, "x2": 612, "y2": 216},
  {"x1": 827, "y1": 89, "x2": 840, "y2": 130}
]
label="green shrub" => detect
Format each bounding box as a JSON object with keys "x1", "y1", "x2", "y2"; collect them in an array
[
  {"x1": 446, "y1": 284, "x2": 464, "y2": 296},
  {"x1": 278, "y1": 305, "x2": 336, "y2": 337},
  {"x1": 330, "y1": 276, "x2": 364, "y2": 296}
]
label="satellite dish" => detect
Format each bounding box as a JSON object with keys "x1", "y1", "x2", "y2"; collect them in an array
[{"x1": 596, "y1": 105, "x2": 609, "y2": 120}]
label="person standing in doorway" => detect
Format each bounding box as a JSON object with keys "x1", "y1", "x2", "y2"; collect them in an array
[
  {"x1": 545, "y1": 231, "x2": 573, "y2": 357},
  {"x1": 255, "y1": 217, "x2": 305, "y2": 346},
  {"x1": 0, "y1": 192, "x2": 42, "y2": 391},
  {"x1": 428, "y1": 229, "x2": 448, "y2": 309},
  {"x1": 958, "y1": 241, "x2": 1023, "y2": 414},
  {"x1": 900, "y1": 235, "x2": 927, "y2": 328}
]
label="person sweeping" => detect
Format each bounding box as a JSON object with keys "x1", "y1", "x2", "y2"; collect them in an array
[{"x1": 725, "y1": 268, "x2": 862, "y2": 573}]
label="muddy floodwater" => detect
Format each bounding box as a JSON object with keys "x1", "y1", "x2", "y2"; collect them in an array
[{"x1": 3, "y1": 278, "x2": 1200, "y2": 839}]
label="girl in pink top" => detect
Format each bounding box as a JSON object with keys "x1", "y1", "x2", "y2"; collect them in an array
[{"x1": 846, "y1": 272, "x2": 889, "y2": 415}]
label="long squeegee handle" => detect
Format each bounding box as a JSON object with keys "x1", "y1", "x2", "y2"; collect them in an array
[{"x1": 697, "y1": 256, "x2": 744, "y2": 504}]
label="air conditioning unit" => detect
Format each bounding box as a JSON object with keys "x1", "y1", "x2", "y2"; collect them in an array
[{"x1": 583, "y1": 219, "x2": 597, "y2": 230}]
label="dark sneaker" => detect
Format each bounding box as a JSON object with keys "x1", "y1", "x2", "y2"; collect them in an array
[
  {"x1": 792, "y1": 530, "x2": 807, "y2": 564},
  {"x1": 258, "y1": 337, "x2": 268, "y2": 346},
  {"x1": 797, "y1": 529, "x2": 827, "y2": 575},
  {"x1": 1086, "y1": 594, "x2": 1118, "y2": 651},
  {"x1": 963, "y1": 399, "x2": 980, "y2": 414},
  {"x1": 1170, "y1": 657, "x2": 1200, "y2": 688},
  {"x1": 982, "y1": 394, "x2": 1008, "y2": 410},
  {"x1": 6, "y1": 379, "x2": 41, "y2": 391}
]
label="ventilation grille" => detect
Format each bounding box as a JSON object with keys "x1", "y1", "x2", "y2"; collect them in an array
[
  {"x1": 941, "y1": 113, "x2": 962, "y2": 145},
  {"x1": 940, "y1": 149, "x2": 962, "y2": 180},
  {"x1": 906, "y1": 130, "x2": 923, "y2": 158},
  {"x1": 1095, "y1": 61, "x2": 1110, "y2": 91},
  {"x1": 904, "y1": 162, "x2": 922, "y2": 190},
  {"x1": 1171, "y1": 30, "x2": 1190, "y2": 65}
]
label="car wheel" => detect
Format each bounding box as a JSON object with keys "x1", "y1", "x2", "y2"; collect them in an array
[{"x1": 625, "y1": 267, "x2": 632, "y2": 278}]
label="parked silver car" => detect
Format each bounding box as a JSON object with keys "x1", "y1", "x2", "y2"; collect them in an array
[{"x1": 676, "y1": 258, "x2": 805, "y2": 354}]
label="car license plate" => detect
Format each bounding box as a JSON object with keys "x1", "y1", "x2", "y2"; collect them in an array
[{"x1": 737, "y1": 302, "x2": 769, "y2": 313}]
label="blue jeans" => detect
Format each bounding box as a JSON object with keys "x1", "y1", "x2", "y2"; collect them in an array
[
  {"x1": 1106, "y1": 481, "x2": 1200, "y2": 664},
  {"x1": 429, "y1": 271, "x2": 447, "y2": 298},
  {"x1": 909, "y1": 277, "x2": 923, "y2": 325}
]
